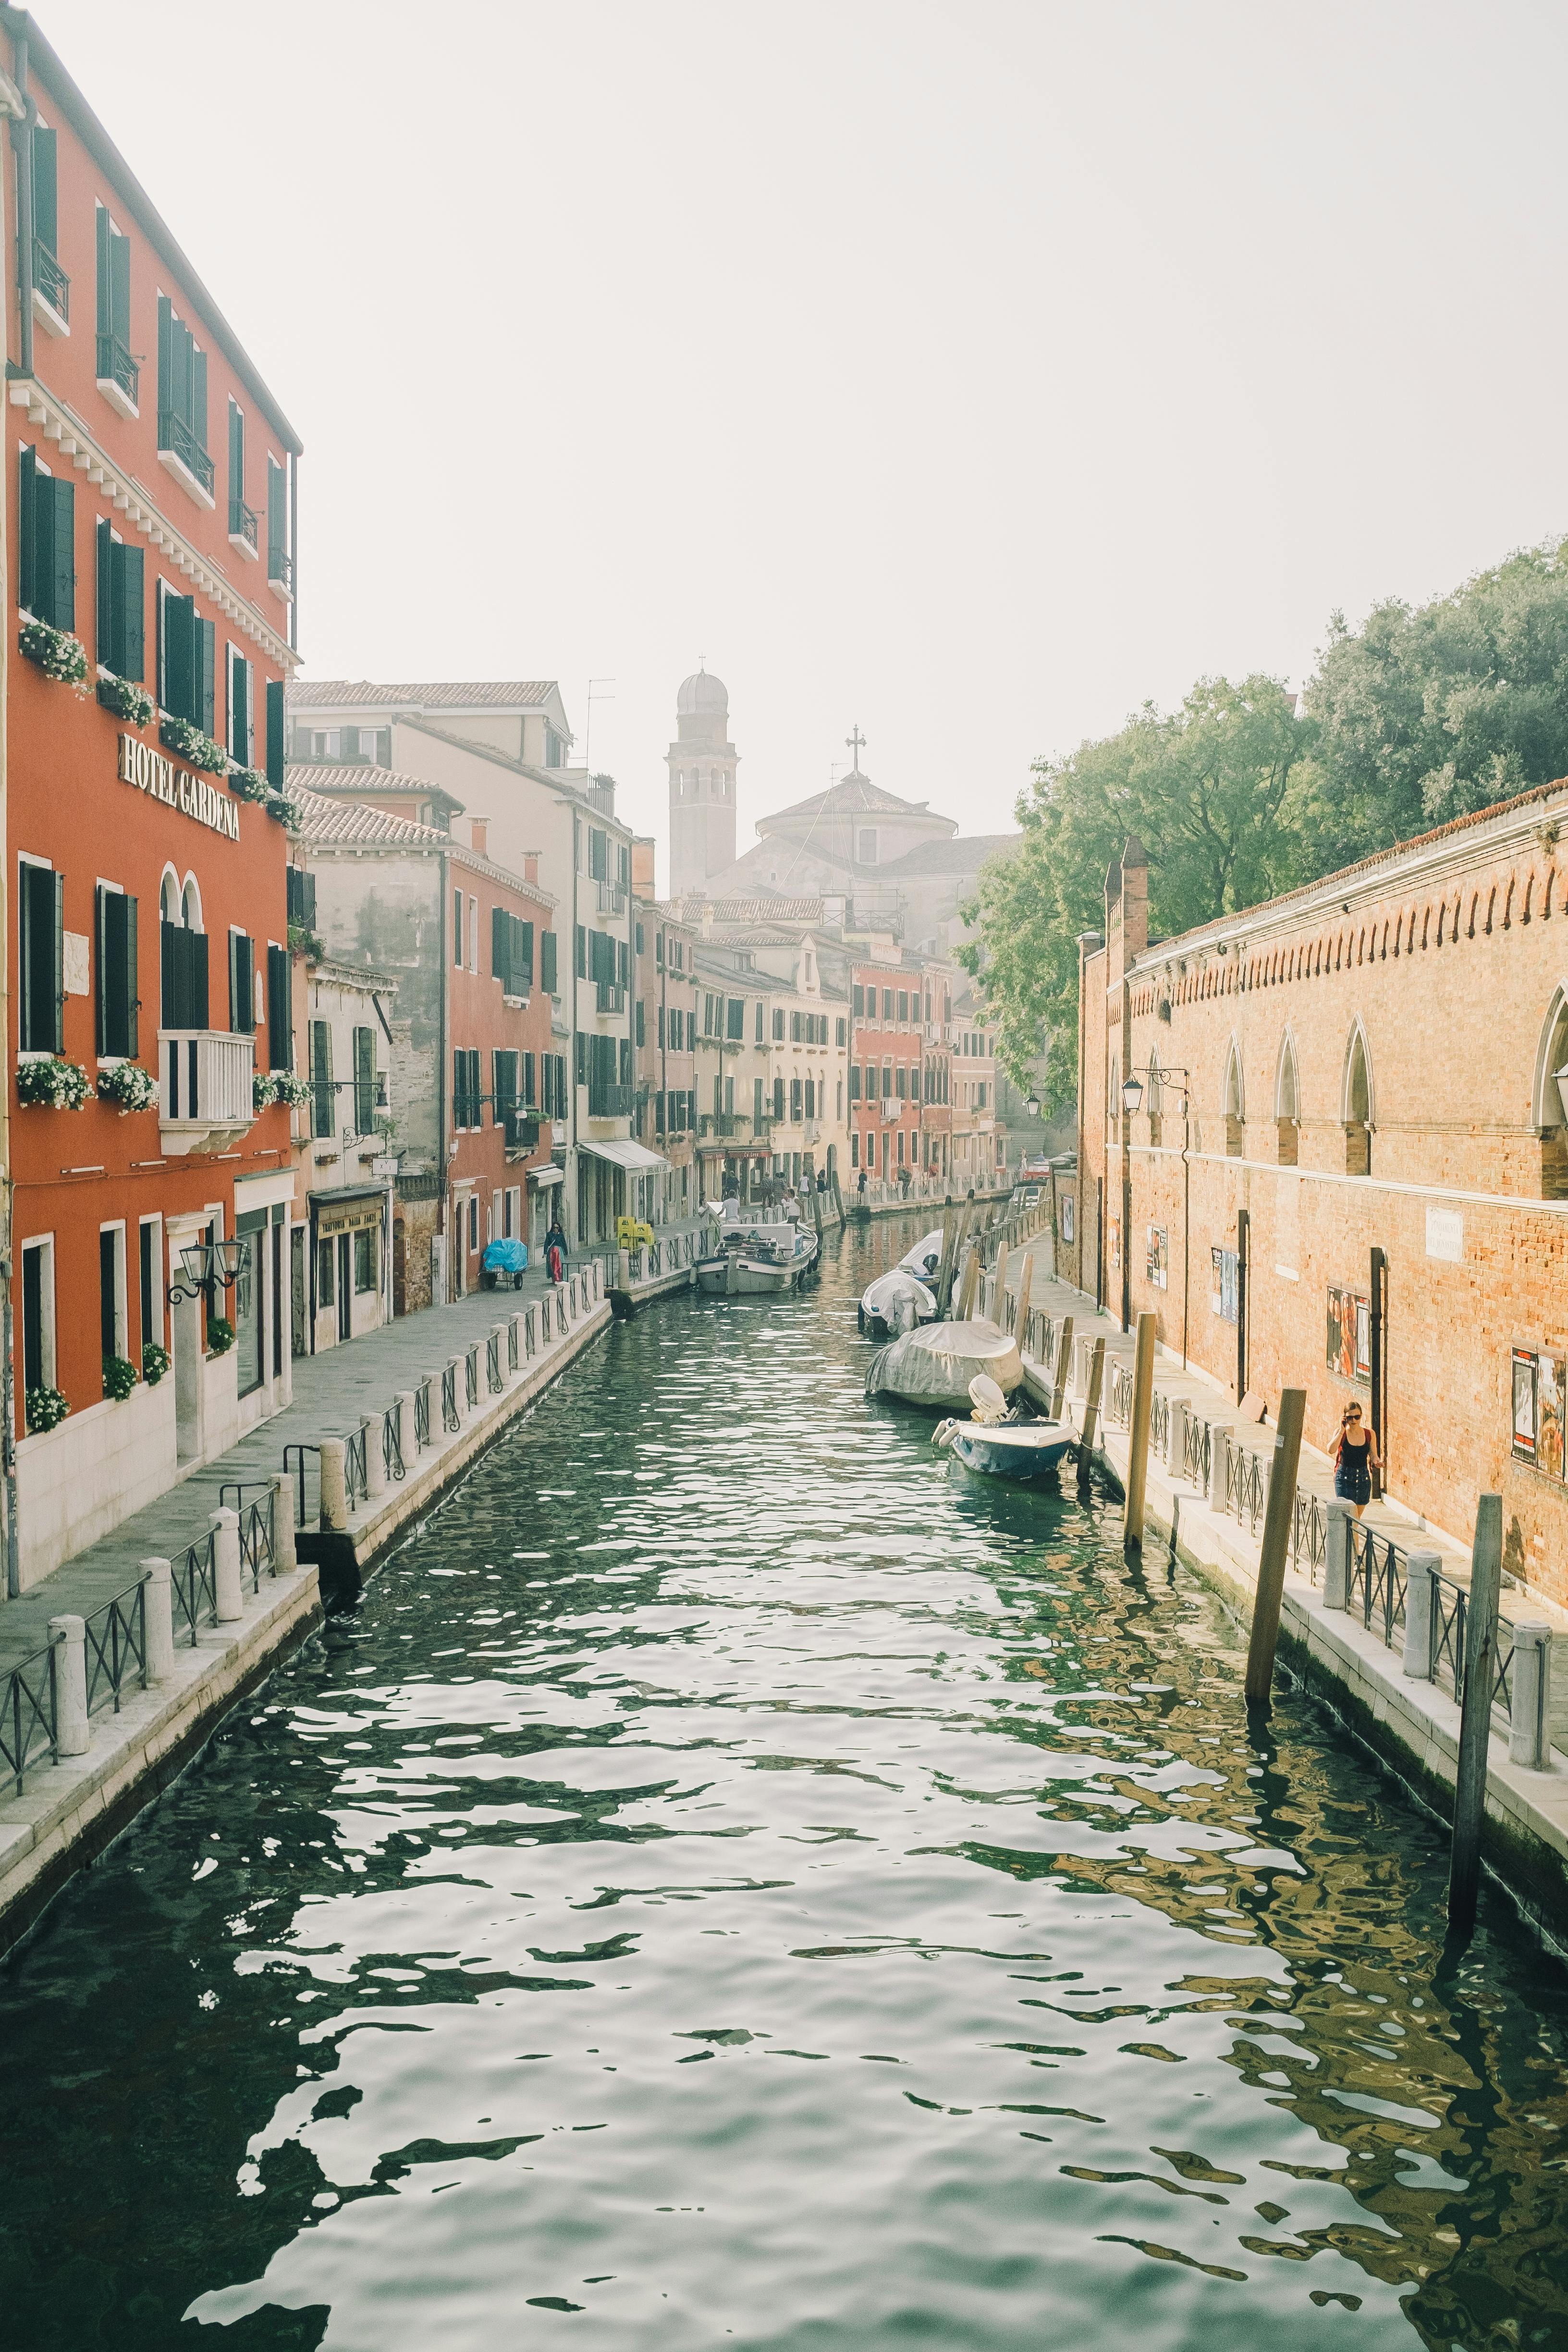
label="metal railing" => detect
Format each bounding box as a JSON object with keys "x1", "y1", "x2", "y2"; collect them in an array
[
  {"x1": 83, "y1": 1576, "x2": 150, "y2": 1720},
  {"x1": 158, "y1": 405, "x2": 214, "y2": 495},
  {"x1": 507, "y1": 1318, "x2": 520, "y2": 1373},
  {"x1": 1151, "y1": 1391, "x2": 1170, "y2": 1461},
  {"x1": 1, "y1": 1636, "x2": 60, "y2": 1796},
  {"x1": 525, "y1": 1305, "x2": 539, "y2": 1359},
  {"x1": 487, "y1": 1332, "x2": 503, "y2": 1394},
  {"x1": 1347, "y1": 1519, "x2": 1407, "y2": 1647},
  {"x1": 228, "y1": 495, "x2": 259, "y2": 551},
  {"x1": 96, "y1": 331, "x2": 138, "y2": 406},
  {"x1": 1290, "y1": 1487, "x2": 1327, "y2": 1580},
  {"x1": 33, "y1": 236, "x2": 68, "y2": 320},
  {"x1": 1226, "y1": 1443, "x2": 1267, "y2": 1536},
  {"x1": 283, "y1": 1443, "x2": 321, "y2": 1532},
  {"x1": 1108, "y1": 1363, "x2": 1134, "y2": 1427},
  {"x1": 415, "y1": 1380, "x2": 431, "y2": 1449},
  {"x1": 465, "y1": 1345, "x2": 480, "y2": 1410},
  {"x1": 442, "y1": 1363, "x2": 460, "y2": 1433},
  {"x1": 383, "y1": 1405, "x2": 405, "y2": 1483},
  {"x1": 1183, "y1": 1413, "x2": 1213, "y2": 1493},
  {"x1": 219, "y1": 1482, "x2": 278, "y2": 1592},
  {"x1": 345, "y1": 1423, "x2": 368, "y2": 1510},
  {"x1": 172, "y1": 1529, "x2": 219, "y2": 1645},
  {"x1": 268, "y1": 542, "x2": 293, "y2": 594}
]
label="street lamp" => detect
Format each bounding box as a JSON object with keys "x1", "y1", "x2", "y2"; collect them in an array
[
  {"x1": 1024, "y1": 1095, "x2": 1040, "y2": 1119},
  {"x1": 1121, "y1": 1074, "x2": 1143, "y2": 1116},
  {"x1": 168, "y1": 1236, "x2": 249, "y2": 1308}
]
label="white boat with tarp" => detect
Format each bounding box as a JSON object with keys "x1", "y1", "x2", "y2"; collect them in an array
[
  {"x1": 864, "y1": 1316, "x2": 1022, "y2": 1410},
  {"x1": 858, "y1": 1267, "x2": 937, "y2": 1337},
  {"x1": 696, "y1": 1218, "x2": 820, "y2": 1297}
]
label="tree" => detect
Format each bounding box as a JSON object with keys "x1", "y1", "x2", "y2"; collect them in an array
[
  {"x1": 1301, "y1": 538, "x2": 1568, "y2": 869},
  {"x1": 959, "y1": 675, "x2": 1314, "y2": 1113}
]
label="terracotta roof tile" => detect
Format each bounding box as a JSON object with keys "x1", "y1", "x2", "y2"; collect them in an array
[{"x1": 289, "y1": 679, "x2": 558, "y2": 710}]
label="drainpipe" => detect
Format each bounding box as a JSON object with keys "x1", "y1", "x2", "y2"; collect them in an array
[
  {"x1": 0, "y1": 51, "x2": 24, "y2": 1596},
  {"x1": 438, "y1": 851, "x2": 449, "y2": 1297},
  {"x1": 288, "y1": 452, "x2": 298, "y2": 654}
]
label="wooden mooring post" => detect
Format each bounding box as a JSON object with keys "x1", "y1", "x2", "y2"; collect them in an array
[
  {"x1": 1242, "y1": 1389, "x2": 1306, "y2": 1708},
  {"x1": 1078, "y1": 1337, "x2": 1105, "y2": 1476},
  {"x1": 1012, "y1": 1248, "x2": 1034, "y2": 1351},
  {"x1": 1448, "y1": 1493, "x2": 1503, "y2": 1936},
  {"x1": 956, "y1": 1244, "x2": 981, "y2": 1322},
  {"x1": 1123, "y1": 1312, "x2": 1158, "y2": 1554},
  {"x1": 1050, "y1": 1317, "x2": 1074, "y2": 1421}
]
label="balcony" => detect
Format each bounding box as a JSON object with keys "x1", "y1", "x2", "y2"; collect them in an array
[
  {"x1": 587, "y1": 1082, "x2": 634, "y2": 1121},
  {"x1": 228, "y1": 495, "x2": 259, "y2": 561},
  {"x1": 32, "y1": 238, "x2": 68, "y2": 335},
  {"x1": 156, "y1": 410, "x2": 215, "y2": 509},
  {"x1": 503, "y1": 1108, "x2": 541, "y2": 1158},
  {"x1": 96, "y1": 332, "x2": 138, "y2": 418},
  {"x1": 267, "y1": 543, "x2": 293, "y2": 601},
  {"x1": 698, "y1": 1112, "x2": 748, "y2": 1139},
  {"x1": 596, "y1": 980, "x2": 626, "y2": 1016},
  {"x1": 596, "y1": 879, "x2": 625, "y2": 917},
  {"x1": 159, "y1": 1029, "x2": 255, "y2": 1155}
]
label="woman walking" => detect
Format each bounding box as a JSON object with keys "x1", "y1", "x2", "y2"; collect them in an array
[{"x1": 1333, "y1": 1400, "x2": 1380, "y2": 1519}]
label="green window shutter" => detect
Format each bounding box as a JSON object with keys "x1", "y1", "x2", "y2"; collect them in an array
[
  {"x1": 491, "y1": 903, "x2": 508, "y2": 988},
  {"x1": 523, "y1": 1050, "x2": 536, "y2": 1106},
  {"x1": 453, "y1": 888, "x2": 463, "y2": 967},
  {"x1": 21, "y1": 863, "x2": 54, "y2": 1051},
  {"x1": 518, "y1": 920, "x2": 533, "y2": 989},
  {"x1": 119, "y1": 544, "x2": 144, "y2": 681},
  {"x1": 267, "y1": 458, "x2": 286, "y2": 569},
  {"x1": 540, "y1": 929, "x2": 557, "y2": 993},
  {"x1": 52, "y1": 870, "x2": 65, "y2": 1052},
  {"x1": 229, "y1": 401, "x2": 244, "y2": 509},
  {"x1": 96, "y1": 204, "x2": 111, "y2": 337},
  {"x1": 110, "y1": 223, "x2": 130, "y2": 344},
  {"x1": 197, "y1": 617, "x2": 215, "y2": 734},
  {"x1": 17, "y1": 446, "x2": 36, "y2": 614},
  {"x1": 158, "y1": 295, "x2": 175, "y2": 425},
  {"x1": 635, "y1": 998, "x2": 645, "y2": 1046},
  {"x1": 122, "y1": 893, "x2": 138, "y2": 1057},
  {"x1": 32, "y1": 126, "x2": 57, "y2": 255},
  {"x1": 266, "y1": 677, "x2": 285, "y2": 787},
  {"x1": 575, "y1": 924, "x2": 587, "y2": 979},
  {"x1": 162, "y1": 590, "x2": 193, "y2": 720},
  {"x1": 40, "y1": 473, "x2": 74, "y2": 634},
  {"x1": 354, "y1": 1027, "x2": 375, "y2": 1131},
  {"x1": 267, "y1": 943, "x2": 290, "y2": 1069},
  {"x1": 96, "y1": 520, "x2": 113, "y2": 668},
  {"x1": 192, "y1": 346, "x2": 208, "y2": 452}
]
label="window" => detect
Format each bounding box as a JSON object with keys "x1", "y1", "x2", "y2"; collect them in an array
[
  {"x1": 1326, "y1": 1283, "x2": 1372, "y2": 1381},
  {"x1": 100, "y1": 1225, "x2": 128, "y2": 1380},
  {"x1": 773, "y1": 1076, "x2": 785, "y2": 1121},
  {"x1": 228, "y1": 400, "x2": 256, "y2": 551},
  {"x1": 267, "y1": 457, "x2": 289, "y2": 589},
  {"x1": 896, "y1": 1065, "x2": 907, "y2": 1100},
  {"x1": 453, "y1": 889, "x2": 464, "y2": 968},
  {"x1": 726, "y1": 996, "x2": 745, "y2": 1041},
  {"x1": 882, "y1": 989, "x2": 894, "y2": 1020},
  {"x1": 494, "y1": 1049, "x2": 520, "y2": 1122},
  {"x1": 18, "y1": 448, "x2": 74, "y2": 630},
  {"x1": 897, "y1": 991, "x2": 908, "y2": 1023},
  {"x1": 467, "y1": 898, "x2": 478, "y2": 974},
  {"x1": 32, "y1": 122, "x2": 61, "y2": 305},
  {"x1": 790, "y1": 1078, "x2": 803, "y2": 1122},
  {"x1": 453, "y1": 1048, "x2": 481, "y2": 1129},
  {"x1": 755, "y1": 998, "x2": 763, "y2": 1044},
  {"x1": 849, "y1": 1065, "x2": 861, "y2": 1101},
  {"x1": 1146, "y1": 1225, "x2": 1168, "y2": 1289},
  {"x1": 588, "y1": 828, "x2": 608, "y2": 881},
  {"x1": 20, "y1": 858, "x2": 63, "y2": 1053},
  {"x1": 540, "y1": 929, "x2": 558, "y2": 994},
  {"x1": 491, "y1": 906, "x2": 534, "y2": 994},
  {"x1": 522, "y1": 1050, "x2": 536, "y2": 1108},
  {"x1": 754, "y1": 1076, "x2": 765, "y2": 1125},
  {"x1": 468, "y1": 1195, "x2": 480, "y2": 1255},
  {"x1": 157, "y1": 295, "x2": 213, "y2": 500},
  {"x1": 576, "y1": 924, "x2": 588, "y2": 980},
  {"x1": 310, "y1": 1020, "x2": 334, "y2": 1137},
  {"x1": 354, "y1": 1226, "x2": 377, "y2": 1294},
  {"x1": 228, "y1": 930, "x2": 255, "y2": 1035},
  {"x1": 159, "y1": 882, "x2": 208, "y2": 1029},
  {"x1": 317, "y1": 1237, "x2": 335, "y2": 1309},
  {"x1": 139, "y1": 1216, "x2": 162, "y2": 1352},
  {"x1": 227, "y1": 643, "x2": 254, "y2": 765},
  {"x1": 21, "y1": 1237, "x2": 55, "y2": 1396},
  {"x1": 772, "y1": 1007, "x2": 784, "y2": 1041},
  {"x1": 636, "y1": 998, "x2": 645, "y2": 1046},
  {"x1": 157, "y1": 582, "x2": 214, "y2": 729},
  {"x1": 267, "y1": 943, "x2": 291, "y2": 1069},
  {"x1": 852, "y1": 983, "x2": 864, "y2": 1018},
  {"x1": 836, "y1": 1017, "x2": 846, "y2": 1046},
  {"x1": 95, "y1": 884, "x2": 138, "y2": 1058},
  {"x1": 353, "y1": 1026, "x2": 376, "y2": 1133},
  {"x1": 851, "y1": 1132, "x2": 860, "y2": 1169},
  {"x1": 96, "y1": 522, "x2": 144, "y2": 680}
]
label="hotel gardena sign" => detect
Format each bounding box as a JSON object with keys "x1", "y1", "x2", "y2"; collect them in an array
[{"x1": 117, "y1": 732, "x2": 240, "y2": 841}]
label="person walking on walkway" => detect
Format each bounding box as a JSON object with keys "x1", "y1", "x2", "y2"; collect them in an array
[
  {"x1": 544, "y1": 1214, "x2": 569, "y2": 1286},
  {"x1": 1333, "y1": 1400, "x2": 1380, "y2": 1519}
]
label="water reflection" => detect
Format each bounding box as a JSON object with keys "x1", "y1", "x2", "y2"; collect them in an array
[{"x1": 0, "y1": 1217, "x2": 1566, "y2": 2351}]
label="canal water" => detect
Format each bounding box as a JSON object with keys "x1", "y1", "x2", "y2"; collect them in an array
[{"x1": 2, "y1": 1220, "x2": 1566, "y2": 2352}]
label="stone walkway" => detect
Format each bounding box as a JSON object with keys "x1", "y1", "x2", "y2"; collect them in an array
[{"x1": 0, "y1": 1225, "x2": 702, "y2": 1674}]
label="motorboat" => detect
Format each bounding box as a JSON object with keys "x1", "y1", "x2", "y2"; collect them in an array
[
  {"x1": 696, "y1": 1219, "x2": 821, "y2": 1297},
  {"x1": 897, "y1": 1230, "x2": 945, "y2": 1283},
  {"x1": 933, "y1": 1375, "x2": 1076, "y2": 1482},
  {"x1": 859, "y1": 1267, "x2": 937, "y2": 1337},
  {"x1": 864, "y1": 1316, "x2": 1022, "y2": 1409}
]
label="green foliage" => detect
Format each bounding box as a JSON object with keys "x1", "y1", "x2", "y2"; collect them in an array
[
  {"x1": 141, "y1": 1341, "x2": 171, "y2": 1387},
  {"x1": 961, "y1": 676, "x2": 1313, "y2": 1113},
  {"x1": 102, "y1": 1354, "x2": 139, "y2": 1402},
  {"x1": 1301, "y1": 539, "x2": 1568, "y2": 869},
  {"x1": 206, "y1": 1317, "x2": 235, "y2": 1357},
  {"x1": 25, "y1": 1385, "x2": 69, "y2": 1433}
]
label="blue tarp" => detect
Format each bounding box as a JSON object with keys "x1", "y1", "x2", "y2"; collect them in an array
[{"x1": 482, "y1": 1238, "x2": 528, "y2": 1272}]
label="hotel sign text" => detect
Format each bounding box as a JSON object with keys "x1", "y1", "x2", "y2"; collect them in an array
[{"x1": 117, "y1": 732, "x2": 240, "y2": 841}]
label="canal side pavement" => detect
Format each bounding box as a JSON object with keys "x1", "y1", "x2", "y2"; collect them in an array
[
  {"x1": 996, "y1": 1240, "x2": 1568, "y2": 1943},
  {"x1": 0, "y1": 1224, "x2": 705, "y2": 1955}
]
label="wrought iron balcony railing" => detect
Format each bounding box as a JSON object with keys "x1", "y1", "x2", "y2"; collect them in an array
[
  {"x1": 33, "y1": 237, "x2": 67, "y2": 321},
  {"x1": 228, "y1": 495, "x2": 259, "y2": 554},
  {"x1": 95, "y1": 331, "x2": 138, "y2": 408},
  {"x1": 157, "y1": 408, "x2": 215, "y2": 498}
]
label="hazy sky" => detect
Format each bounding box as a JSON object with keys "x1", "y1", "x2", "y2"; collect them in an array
[{"x1": 42, "y1": 0, "x2": 1568, "y2": 887}]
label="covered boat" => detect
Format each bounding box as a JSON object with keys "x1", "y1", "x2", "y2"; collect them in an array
[
  {"x1": 897, "y1": 1230, "x2": 945, "y2": 1282},
  {"x1": 859, "y1": 1268, "x2": 937, "y2": 1337},
  {"x1": 864, "y1": 1317, "x2": 1022, "y2": 1409}
]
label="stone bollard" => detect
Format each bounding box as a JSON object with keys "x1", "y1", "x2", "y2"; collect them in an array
[
  {"x1": 365, "y1": 1414, "x2": 387, "y2": 1500},
  {"x1": 271, "y1": 1478, "x2": 297, "y2": 1574},
  {"x1": 618, "y1": 1247, "x2": 632, "y2": 1290},
  {"x1": 319, "y1": 1438, "x2": 349, "y2": 1529},
  {"x1": 212, "y1": 1508, "x2": 244, "y2": 1621},
  {"x1": 1509, "y1": 1624, "x2": 1553, "y2": 1769},
  {"x1": 397, "y1": 1389, "x2": 418, "y2": 1457},
  {"x1": 1324, "y1": 1502, "x2": 1355, "y2": 1611},
  {"x1": 490, "y1": 1322, "x2": 508, "y2": 1390},
  {"x1": 142, "y1": 1558, "x2": 175, "y2": 1680},
  {"x1": 1207, "y1": 1426, "x2": 1232, "y2": 1514},
  {"x1": 1170, "y1": 1399, "x2": 1190, "y2": 1485},
  {"x1": 1400, "y1": 1548, "x2": 1440, "y2": 1666},
  {"x1": 49, "y1": 1615, "x2": 89, "y2": 1754}
]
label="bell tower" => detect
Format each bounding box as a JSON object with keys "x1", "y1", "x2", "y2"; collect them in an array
[{"x1": 667, "y1": 665, "x2": 737, "y2": 897}]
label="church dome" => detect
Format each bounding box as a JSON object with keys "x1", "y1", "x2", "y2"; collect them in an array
[{"x1": 677, "y1": 669, "x2": 728, "y2": 717}]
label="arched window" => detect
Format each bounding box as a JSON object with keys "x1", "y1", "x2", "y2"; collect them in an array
[
  {"x1": 1274, "y1": 1030, "x2": 1299, "y2": 1166},
  {"x1": 162, "y1": 870, "x2": 209, "y2": 1032},
  {"x1": 1530, "y1": 984, "x2": 1568, "y2": 1130},
  {"x1": 182, "y1": 875, "x2": 203, "y2": 931},
  {"x1": 160, "y1": 868, "x2": 180, "y2": 926},
  {"x1": 1223, "y1": 1038, "x2": 1244, "y2": 1157},
  {"x1": 1342, "y1": 1022, "x2": 1372, "y2": 1176}
]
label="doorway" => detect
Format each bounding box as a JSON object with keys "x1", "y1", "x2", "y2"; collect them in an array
[
  {"x1": 173, "y1": 1288, "x2": 202, "y2": 1465},
  {"x1": 336, "y1": 1234, "x2": 352, "y2": 1343}
]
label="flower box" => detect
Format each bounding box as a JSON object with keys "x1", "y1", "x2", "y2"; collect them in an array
[
  {"x1": 102, "y1": 1354, "x2": 139, "y2": 1402},
  {"x1": 25, "y1": 1385, "x2": 69, "y2": 1433},
  {"x1": 229, "y1": 766, "x2": 271, "y2": 804},
  {"x1": 159, "y1": 716, "x2": 229, "y2": 774},
  {"x1": 269, "y1": 1070, "x2": 312, "y2": 1110},
  {"x1": 96, "y1": 1060, "x2": 158, "y2": 1114},
  {"x1": 19, "y1": 621, "x2": 88, "y2": 685},
  {"x1": 16, "y1": 1055, "x2": 93, "y2": 1110},
  {"x1": 97, "y1": 676, "x2": 156, "y2": 727},
  {"x1": 142, "y1": 1341, "x2": 171, "y2": 1387},
  {"x1": 266, "y1": 793, "x2": 303, "y2": 829},
  {"x1": 207, "y1": 1317, "x2": 235, "y2": 1357}
]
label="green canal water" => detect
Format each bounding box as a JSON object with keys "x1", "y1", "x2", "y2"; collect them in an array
[{"x1": 2, "y1": 1220, "x2": 1567, "y2": 2351}]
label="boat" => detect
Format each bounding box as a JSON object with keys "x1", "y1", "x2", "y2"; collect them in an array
[
  {"x1": 864, "y1": 1316, "x2": 1022, "y2": 1409},
  {"x1": 897, "y1": 1230, "x2": 945, "y2": 1282},
  {"x1": 859, "y1": 1267, "x2": 937, "y2": 1337},
  {"x1": 696, "y1": 1219, "x2": 821, "y2": 1297},
  {"x1": 933, "y1": 1375, "x2": 1076, "y2": 1482}
]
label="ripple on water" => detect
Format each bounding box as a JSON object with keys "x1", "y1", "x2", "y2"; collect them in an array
[{"x1": 1, "y1": 1223, "x2": 1567, "y2": 2352}]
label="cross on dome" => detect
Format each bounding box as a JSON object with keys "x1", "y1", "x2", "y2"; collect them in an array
[{"x1": 845, "y1": 725, "x2": 867, "y2": 775}]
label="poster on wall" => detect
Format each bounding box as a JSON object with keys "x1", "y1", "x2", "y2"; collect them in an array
[
  {"x1": 1211, "y1": 1245, "x2": 1239, "y2": 1323},
  {"x1": 1326, "y1": 1285, "x2": 1372, "y2": 1383},
  {"x1": 1146, "y1": 1225, "x2": 1168, "y2": 1289},
  {"x1": 1062, "y1": 1195, "x2": 1075, "y2": 1244},
  {"x1": 1107, "y1": 1218, "x2": 1121, "y2": 1270},
  {"x1": 1539, "y1": 1352, "x2": 1565, "y2": 1476},
  {"x1": 1513, "y1": 1347, "x2": 1539, "y2": 1462}
]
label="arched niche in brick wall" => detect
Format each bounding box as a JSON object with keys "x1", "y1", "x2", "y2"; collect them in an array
[{"x1": 1530, "y1": 984, "x2": 1568, "y2": 1130}]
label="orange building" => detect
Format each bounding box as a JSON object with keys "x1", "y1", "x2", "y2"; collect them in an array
[{"x1": 2, "y1": 14, "x2": 301, "y2": 1589}]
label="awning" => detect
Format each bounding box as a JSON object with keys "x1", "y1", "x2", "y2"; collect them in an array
[
  {"x1": 528, "y1": 1164, "x2": 564, "y2": 1187},
  {"x1": 578, "y1": 1138, "x2": 669, "y2": 1174}
]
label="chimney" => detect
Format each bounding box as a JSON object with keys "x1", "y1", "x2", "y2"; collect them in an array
[
  {"x1": 523, "y1": 851, "x2": 539, "y2": 885},
  {"x1": 632, "y1": 836, "x2": 656, "y2": 895},
  {"x1": 468, "y1": 814, "x2": 490, "y2": 858}
]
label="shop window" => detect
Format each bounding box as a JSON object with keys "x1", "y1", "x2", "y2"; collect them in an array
[
  {"x1": 317, "y1": 1238, "x2": 334, "y2": 1309},
  {"x1": 354, "y1": 1226, "x2": 377, "y2": 1295},
  {"x1": 1146, "y1": 1225, "x2": 1168, "y2": 1289},
  {"x1": 1326, "y1": 1284, "x2": 1372, "y2": 1382}
]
